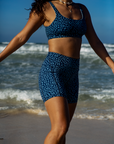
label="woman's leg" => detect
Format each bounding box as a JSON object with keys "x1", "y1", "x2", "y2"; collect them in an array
[
  {"x1": 61, "y1": 103, "x2": 77, "y2": 144},
  {"x1": 44, "y1": 96, "x2": 70, "y2": 144}
]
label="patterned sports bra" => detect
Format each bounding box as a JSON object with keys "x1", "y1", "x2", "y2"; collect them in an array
[{"x1": 45, "y1": 2, "x2": 87, "y2": 40}]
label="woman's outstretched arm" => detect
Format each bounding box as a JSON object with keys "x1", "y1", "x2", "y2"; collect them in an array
[
  {"x1": 0, "y1": 12, "x2": 45, "y2": 62},
  {"x1": 82, "y1": 5, "x2": 114, "y2": 73}
]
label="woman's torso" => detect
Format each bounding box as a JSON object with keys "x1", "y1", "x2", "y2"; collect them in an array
[{"x1": 43, "y1": 1, "x2": 87, "y2": 59}]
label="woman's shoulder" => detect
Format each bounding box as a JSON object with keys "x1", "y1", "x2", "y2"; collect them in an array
[
  {"x1": 73, "y1": 2, "x2": 90, "y2": 19},
  {"x1": 73, "y1": 2, "x2": 87, "y2": 10}
]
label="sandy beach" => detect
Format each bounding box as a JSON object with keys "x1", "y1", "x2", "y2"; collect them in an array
[{"x1": 0, "y1": 112, "x2": 114, "y2": 144}]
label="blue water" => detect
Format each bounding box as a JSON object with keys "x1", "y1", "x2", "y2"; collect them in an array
[{"x1": 0, "y1": 42, "x2": 114, "y2": 120}]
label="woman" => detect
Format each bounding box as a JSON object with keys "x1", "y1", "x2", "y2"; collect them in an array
[{"x1": 0, "y1": 0, "x2": 114, "y2": 144}]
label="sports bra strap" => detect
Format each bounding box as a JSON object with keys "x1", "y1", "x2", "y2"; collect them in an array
[
  {"x1": 78, "y1": 3, "x2": 84, "y2": 19},
  {"x1": 49, "y1": 1, "x2": 59, "y2": 14},
  {"x1": 49, "y1": 2, "x2": 84, "y2": 19}
]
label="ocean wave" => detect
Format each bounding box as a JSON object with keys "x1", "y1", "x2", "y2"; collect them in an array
[
  {"x1": 104, "y1": 43, "x2": 114, "y2": 48},
  {"x1": 13, "y1": 44, "x2": 49, "y2": 55},
  {"x1": 1, "y1": 42, "x2": 9, "y2": 44},
  {"x1": 0, "y1": 43, "x2": 114, "y2": 56},
  {"x1": 0, "y1": 89, "x2": 42, "y2": 102},
  {"x1": 79, "y1": 89, "x2": 114, "y2": 102},
  {"x1": 0, "y1": 88, "x2": 114, "y2": 103},
  {"x1": 0, "y1": 88, "x2": 114, "y2": 120},
  {"x1": 0, "y1": 43, "x2": 49, "y2": 54}
]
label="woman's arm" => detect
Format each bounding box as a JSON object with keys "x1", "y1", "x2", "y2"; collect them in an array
[
  {"x1": 82, "y1": 5, "x2": 114, "y2": 73},
  {"x1": 0, "y1": 12, "x2": 45, "y2": 62}
]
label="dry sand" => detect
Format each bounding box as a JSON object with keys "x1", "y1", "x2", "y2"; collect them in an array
[{"x1": 0, "y1": 113, "x2": 114, "y2": 144}]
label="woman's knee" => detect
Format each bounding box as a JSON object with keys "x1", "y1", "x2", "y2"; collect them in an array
[
  {"x1": 60, "y1": 122, "x2": 69, "y2": 136},
  {"x1": 52, "y1": 120, "x2": 69, "y2": 138}
]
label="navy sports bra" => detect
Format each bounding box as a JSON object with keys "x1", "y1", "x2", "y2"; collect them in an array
[{"x1": 45, "y1": 2, "x2": 87, "y2": 40}]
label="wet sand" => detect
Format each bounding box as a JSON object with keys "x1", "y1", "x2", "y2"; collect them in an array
[{"x1": 0, "y1": 113, "x2": 114, "y2": 144}]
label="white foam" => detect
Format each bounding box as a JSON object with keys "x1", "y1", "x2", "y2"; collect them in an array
[
  {"x1": 80, "y1": 43, "x2": 114, "y2": 59},
  {"x1": 15, "y1": 44, "x2": 48, "y2": 54},
  {"x1": 37, "y1": 109, "x2": 48, "y2": 116},
  {"x1": 92, "y1": 89, "x2": 114, "y2": 101},
  {"x1": 0, "y1": 107, "x2": 9, "y2": 110},
  {"x1": 26, "y1": 42, "x2": 36, "y2": 45},
  {"x1": 29, "y1": 110, "x2": 114, "y2": 120},
  {"x1": 1, "y1": 42, "x2": 9, "y2": 44},
  {"x1": 80, "y1": 88, "x2": 114, "y2": 102},
  {"x1": 74, "y1": 114, "x2": 114, "y2": 120},
  {"x1": 0, "y1": 89, "x2": 42, "y2": 103},
  {"x1": 104, "y1": 43, "x2": 114, "y2": 48},
  {"x1": 82, "y1": 43, "x2": 90, "y2": 47},
  {"x1": 80, "y1": 47, "x2": 99, "y2": 59},
  {"x1": 0, "y1": 45, "x2": 6, "y2": 52},
  {"x1": 0, "y1": 43, "x2": 49, "y2": 54}
]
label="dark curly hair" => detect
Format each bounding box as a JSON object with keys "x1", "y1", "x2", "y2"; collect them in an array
[{"x1": 30, "y1": 0, "x2": 51, "y2": 15}]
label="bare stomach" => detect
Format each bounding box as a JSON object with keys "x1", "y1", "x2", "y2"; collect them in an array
[{"x1": 48, "y1": 37, "x2": 82, "y2": 59}]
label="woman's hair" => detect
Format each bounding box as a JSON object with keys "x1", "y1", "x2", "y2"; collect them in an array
[{"x1": 30, "y1": 0, "x2": 50, "y2": 15}]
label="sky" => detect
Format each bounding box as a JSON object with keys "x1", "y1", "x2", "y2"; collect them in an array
[{"x1": 0, "y1": 0, "x2": 114, "y2": 44}]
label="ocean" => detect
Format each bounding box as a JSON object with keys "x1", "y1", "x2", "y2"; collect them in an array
[{"x1": 0, "y1": 42, "x2": 114, "y2": 120}]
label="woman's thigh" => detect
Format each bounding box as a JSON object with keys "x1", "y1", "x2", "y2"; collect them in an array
[
  {"x1": 45, "y1": 96, "x2": 70, "y2": 129},
  {"x1": 45, "y1": 97, "x2": 77, "y2": 128}
]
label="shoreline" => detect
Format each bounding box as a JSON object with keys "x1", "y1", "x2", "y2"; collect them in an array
[
  {"x1": 0, "y1": 112, "x2": 114, "y2": 144},
  {"x1": 0, "y1": 108, "x2": 114, "y2": 121}
]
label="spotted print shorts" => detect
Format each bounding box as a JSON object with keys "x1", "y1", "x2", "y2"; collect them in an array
[{"x1": 39, "y1": 52, "x2": 79, "y2": 103}]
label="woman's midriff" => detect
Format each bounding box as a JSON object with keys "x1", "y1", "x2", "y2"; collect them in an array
[{"x1": 48, "y1": 37, "x2": 82, "y2": 59}]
